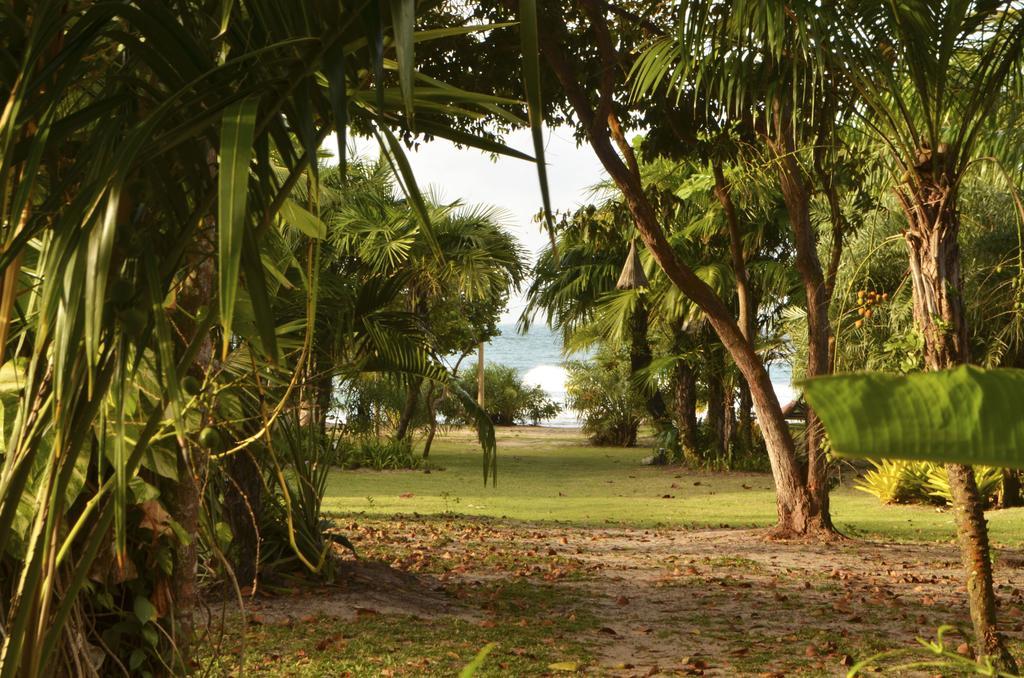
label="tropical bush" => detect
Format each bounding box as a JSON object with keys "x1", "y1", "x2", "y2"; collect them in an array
[
  {"x1": 565, "y1": 350, "x2": 645, "y2": 447},
  {"x1": 443, "y1": 363, "x2": 560, "y2": 426},
  {"x1": 338, "y1": 437, "x2": 420, "y2": 471},
  {"x1": 855, "y1": 459, "x2": 1003, "y2": 508}
]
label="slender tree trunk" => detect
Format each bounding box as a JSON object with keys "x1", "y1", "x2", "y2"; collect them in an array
[
  {"x1": 722, "y1": 376, "x2": 735, "y2": 463},
  {"x1": 899, "y1": 178, "x2": 1017, "y2": 670},
  {"x1": 737, "y1": 379, "x2": 754, "y2": 454},
  {"x1": 713, "y1": 163, "x2": 755, "y2": 458},
  {"x1": 224, "y1": 450, "x2": 262, "y2": 592},
  {"x1": 531, "y1": 2, "x2": 828, "y2": 535},
  {"x1": 422, "y1": 383, "x2": 441, "y2": 459},
  {"x1": 395, "y1": 376, "x2": 423, "y2": 440},
  {"x1": 477, "y1": 342, "x2": 485, "y2": 409},
  {"x1": 713, "y1": 163, "x2": 755, "y2": 346}
]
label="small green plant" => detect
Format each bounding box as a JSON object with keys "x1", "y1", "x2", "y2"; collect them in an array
[
  {"x1": 847, "y1": 625, "x2": 1021, "y2": 677},
  {"x1": 440, "y1": 491, "x2": 461, "y2": 514}
]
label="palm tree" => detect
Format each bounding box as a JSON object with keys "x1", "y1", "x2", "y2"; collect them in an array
[
  {"x1": 323, "y1": 160, "x2": 527, "y2": 440},
  {"x1": 822, "y1": 2, "x2": 1024, "y2": 667}
]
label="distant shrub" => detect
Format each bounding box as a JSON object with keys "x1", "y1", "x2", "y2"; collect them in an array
[
  {"x1": 565, "y1": 351, "x2": 644, "y2": 447},
  {"x1": 443, "y1": 362, "x2": 560, "y2": 426},
  {"x1": 855, "y1": 459, "x2": 1002, "y2": 507},
  {"x1": 338, "y1": 437, "x2": 420, "y2": 470}
]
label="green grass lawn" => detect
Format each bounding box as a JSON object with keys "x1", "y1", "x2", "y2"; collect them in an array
[{"x1": 323, "y1": 427, "x2": 1024, "y2": 546}]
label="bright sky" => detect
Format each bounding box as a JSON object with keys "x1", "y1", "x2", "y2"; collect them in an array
[{"x1": 338, "y1": 127, "x2": 608, "y2": 322}]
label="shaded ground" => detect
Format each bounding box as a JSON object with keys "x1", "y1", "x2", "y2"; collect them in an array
[{"x1": 207, "y1": 515, "x2": 1024, "y2": 676}]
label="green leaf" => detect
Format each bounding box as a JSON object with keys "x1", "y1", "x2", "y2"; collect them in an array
[
  {"x1": 459, "y1": 642, "x2": 498, "y2": 678},
  {"x1": 129, "y1": 649, "x2": 146, "y2": 671},
  {"x1": 128, "y1": 477, "x2": 160, "y2": 503},
  {"x1": 0, "y1": 358, "x2": 28, "y2": 394},
  {"x1": 280, "y1": 200, "x2": 327, "y2": 239},
  {"x1": 518, "y1": 0, "x2": 555, "y2": 245},
  {"x1": 142, "y1": 625, "x2": 159, "y2": 648},
  {"x1": 801, "y1": 365, "x2": 1024, "y2": 469},
  {"x1": 390, "y1": 0, "x2": 416, "y2": 124},
  {"x1": 214, "y1": 521, "x2": 233, "y2": 546},
  {"x1": 133, "y1": 596, "x2": 157, "y2": 625},
  {"x1": 375, "y1": 124, "x2": 440, "y2": 260},
  {"x1": 240, "y1": 225, "x2": 279, "y2": 361},
  {"x1": 547, "y1": 662, "x2": 579, "y2": 672},
  {"x1": 168, "y1": 518, "x2": 191, "y2": 547},
  {"x1": 218, "y1": 96, "x2": 259, "y2": 357},
  {"x1": 323, "y1": 40, "x2": 349, "y2": 174}
]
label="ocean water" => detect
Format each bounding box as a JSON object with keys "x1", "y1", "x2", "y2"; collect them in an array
[{"x1": 485, "y1": 323, "x2": 796, "y2": 428}]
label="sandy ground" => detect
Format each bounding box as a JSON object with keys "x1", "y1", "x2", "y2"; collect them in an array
[{"x1": 241, "y1": 520, "x2": 1024, "y2": 676}]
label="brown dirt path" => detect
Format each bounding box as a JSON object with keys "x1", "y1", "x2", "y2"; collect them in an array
[{"x1": 248, "y1": 518, "x2": 1024, "y2": 676}]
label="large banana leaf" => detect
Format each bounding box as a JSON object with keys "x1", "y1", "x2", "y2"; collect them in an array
[{"x1": 801, "y1": 365, "x2": 1024, "y2": 468}]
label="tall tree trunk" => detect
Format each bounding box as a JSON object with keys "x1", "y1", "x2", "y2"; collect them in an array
[
  {"x1": 1000, "y1": 469, "x2": 1022, "y2": 508},
  {"x1": 705, "y1": 367, "x2": 725, "y2": 461},
  {"x1": 532, "y1": 1, "x2": 829, "y2": 535},
  {"x1": 769, "y1": 120, "x2": 835, "y2": 533},
  {"x1": 736, "y1": 379, "x2": 754, "y2": 454},
  {"x1": 422, "y1": 382, "x2": 441, "y2": 459},
  {"x1": 629, "y1": 297, "x2": 669, "y2": 424},
  {"x1": 722, "y1": 375, "x2": 735, "y2": 464},
  {"x1": 395, "y1": 376, "x2": 423, "y2": 440},
  {"x1": 171, "y1": 222, "x2": 216, "y2": 662},
  {"x1": 477, "y1": 342, "x2": 485, "y2": 409},
  {"x1": 673, "y1": 360, "x2": 700, "y2": 462},
  {"x1": 713, "y1": 164, "x2": 755, "y2": 458},
  {"x1": 899, "y1": 178, "x2": 1017, "y2": 670}
]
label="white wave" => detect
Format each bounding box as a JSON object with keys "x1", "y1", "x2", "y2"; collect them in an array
[{"x1": 523, "y1": 364, "x2": 568, "y2": 398}]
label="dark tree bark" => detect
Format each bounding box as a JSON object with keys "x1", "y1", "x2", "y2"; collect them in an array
[
  {"x1": 1000, "y1": 469, "x2": 1022, "y2": 508},
  {"x1": 672, "y1": 359, "x2": 700, "y2": 462},
  {"x1": 705, "y1": 367, "x2": 726, "y2": 461},
  {"x1": 224, "y1": 450, "x2": 262, "y2": 592},
  {"x1": 712, "y1": 164, "x2": 758, "y2": 457},
  {"x1": 897, "y1": 173, "x2": 1017, "y2": 671},
  {"x1": 629, "y1": 296, "x2": 669, "y2": 424},
  {"x1": 421, "y1": 382, "x2": 441, "y2": 459},
  {"x1": 171, "y1": 221, "x2": 216, "y2": 660},
  {"x1": 736, "y1": 379, "x2": 755, "y2": 454},
  {"x1": 395, "y1": 376, "x2": 423, "y2": 440}
]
